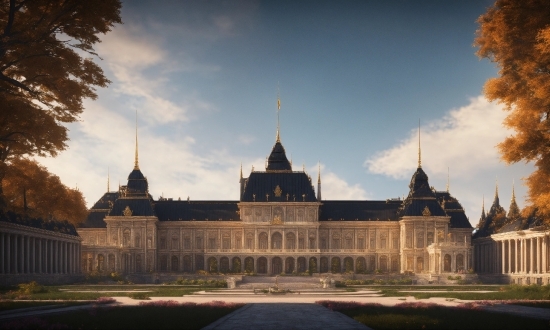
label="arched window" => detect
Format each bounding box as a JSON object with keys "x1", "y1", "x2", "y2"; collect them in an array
[
  {"x1": 208, "y1": 257, "x2": 218, "y2": 273},
  {"x1": 272, "y1": 232, "x2": 282, "y2": 249},
  {"x1": 232, "y1": 257, "x2": 241, "y2": 273},
  {"x1": 456, "y1": 254, "x2": 464, "y2": 271},
  {"x1": 123, "y1": 229, "x2": 131, "y2": 247},
  {"x1": 356, "y1": 257, "x2": 366, "y2": 273},
  {"x1": 183, "y1": 255, "x2": 192, "y2": 272},
  {"x1": 297, "y1": 257, "x2": 307, "y2": 273},
  {"x1": 108, "y1": 254, "x2": 115, "y2": 271},
  {"x1": 320, "y1": 257, "x2": 329, "y2": 273},
  {"x1": 258, "y1": 257, "x2": 267, "y2": 274},
  {"x1": 444, "y1": 254, "x2": 452, "y2": 272},
  {"x1": 345, "y1": 234, "x2": 353, "y2": 249},
  {"x1": 135, "y1": 236, "x2": 141, "y2": 248},
  {"x1": 417, "y1": 232, "x2": 424, "y2": 248},
  {"x1": 220, "y1": 257, "x2": 229, "y2": 273},
  {"x1": 259, "y1": 232, "x2": 268, "y2": 249},
  {"x1": 331, "y1": 257, "x2": 341, "y2": 273},
  {"x1": 246, "y1": 233, "x2": 254, "y2": 249},
  {"x1": 332, "y1": 233, "x2": 341, "y2": 249},
  {"x1": 343, "y1": 257, "x2": 354, "y2": 273},
  {"x1": 309, "y1": 257, "x2": 317, "y2": 274},
  {"x1": 286, "y1": 232, "x2": 296, "y2": 249},
  {"x1": 416, "y1": 257, "x2": 423, "y2": 273},
  {"x1": 244, "y1": 257, "x2": 254, "y2": 273},
  {"x1": 97, "y1": 254, "x2": 105, "y2": 272}
]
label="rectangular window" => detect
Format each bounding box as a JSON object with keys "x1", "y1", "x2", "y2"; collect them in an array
[
  {"x1": 222, "y1": 238, "x2": 230, "y2": 249},
  {"x1": 320, "y1": 238, "x2": 327, "y2": 249},
  {"x1": 246, "y1": 238, "x2": 253, "y2": 249},
  {"x1": 392, "y1": 238, "x2": 399, "y2": 250},
  {"x1": 235, "y1": 238, "x2": 242, "y2": 249},
  {"x1": 209, "y1": 238, "x2": 216, "y2": 250},
  {"x1": 184, "y1": 238, "x2": 191, "y2": 250},
  {"x1": 357, "y1": 238, "x2": 364, "y2": 249},
  {"x1": 196, "y1": 237, "x2": 202, "y2": 249},
  {"x1": 370, "y1": 238, "x2": 376, "y2": 249}
]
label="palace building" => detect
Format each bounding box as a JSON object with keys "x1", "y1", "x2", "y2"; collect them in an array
[{"x1": 77, "y1": 119, "x2": 475, "y2": 279}]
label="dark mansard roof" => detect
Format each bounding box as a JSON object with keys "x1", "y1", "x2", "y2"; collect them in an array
[
  {"x1": 435, "y1": 191, "x2": 473, "y2": 229},
  {"x1": 154, "y1": 200, "x2": 239, "y2": 221},
  {"x1": 126, "y1": 168, "x2": 149, "y2": 196},
  {"x1": 81, "y1": 192, "x2": 120, "y2": 228},
  {"x1": 319, "y1": 200, "x2": 402, "y2": 221},
  {"x1": 398, "y1": 167, "x2": 447, "y2": 217},
  {"x1": 109, "y1": 197, "x2": 155, "y2": 217},
  {"x1": 241, "y1": 171, "x2": 317, "y2": 202}
]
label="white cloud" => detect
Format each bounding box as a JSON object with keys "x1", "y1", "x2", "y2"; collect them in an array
[
  {"x1": 365, "y1": 96, "x2": 508, "y2": 179},
  {"x1": 310, "y1": 165, "x2": 370, "y2": 200}
]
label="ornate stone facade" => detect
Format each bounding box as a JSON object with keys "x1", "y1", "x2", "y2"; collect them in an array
[{"x1": 78, "y1": 131, "x2": 474, "y2": 278}]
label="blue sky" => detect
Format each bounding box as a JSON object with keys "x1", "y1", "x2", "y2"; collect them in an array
[{"x1": 39, "y1": 0, "x2": 533, "y2": 227}]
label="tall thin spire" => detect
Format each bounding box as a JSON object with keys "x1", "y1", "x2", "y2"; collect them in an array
[
  {"x1": 418, "y1": 120, "x2": 421, "y2": 168},
  {"x1": 495, "y1": 176, "x2": 499, "y2": 199},
  {"x1": 107, "y1": 167, "x2": 110, "y2": 192},
  {"x1": 511, "y1": 179, "x2": 516, "y2": 202},
  {"x1": 317, "y1": 162, "x2": 321, "y2": 184},
  {"x1": 482, "y1": 194, "x2": 486, "y2": 217},
  {"x1": 134, "y1": 111, "x2": 139, "y2": 170},
  {"x1": 240, "y1": 162, "x2": 243, "y2": 180},
  {"x1": 276, "y1": 84, "x2": 281, "y2": 143},
  {"x1": 446, "y1": 167, "x2": 449, "y2": 192},
  {"x1": 317, "y1": 162, "x2": 322, "y2": 201}
]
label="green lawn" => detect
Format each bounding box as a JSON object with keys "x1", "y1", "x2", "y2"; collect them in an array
[
  {"x1": 317, "y1": 301, "x2": 550, "y2": 330},
  {"x1": 0, "y1": 302, "x2": 243, "y2": 330},
  {"x1": 0, "y1": 284, "x2": 211, "y2": 301},
  {"x1": 377, "y1": 284, "x2": 550, "y2": 300}
]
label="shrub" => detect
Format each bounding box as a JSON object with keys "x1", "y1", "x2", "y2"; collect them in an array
[
  {"x1": 129, "y1": 292, "x2": 150, "y2": 300},
  {"x1": 18, "y1": 281, "x2": 46, "y2": 294}
]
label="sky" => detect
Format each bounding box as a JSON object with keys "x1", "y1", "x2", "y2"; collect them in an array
[{"x1": 38, "y1": 0, "x2": 534, "y2": 227}]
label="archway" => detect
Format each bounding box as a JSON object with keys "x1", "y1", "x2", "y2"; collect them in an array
[
  {"x1": 183, "y1": 255, "x2": 192, "y2": 272},
  {"x1": 356, "y1": 257, "x2": 366, "y2": 273},
  {"x1": 320, "y1": 257, "x2": 329, "y2": 273},
  {"x1": 171, "y1": 256, "x2": 179, "y2": 272},
  {"x1": 297, "y1": 257, "x2": 307, "y2": 273},
  {"x1": 244, "y1": 257, "x2": 254, "y2": 273},
  {"x1": 232, "y1": 257, "x2": 242, "y2": 273},
  {"x1": 416, "y1": 257, "x2": 423, "y2": 273},
  {"x1": 258, "y1": 257, "x2": 267, "y2": 274},
  {"x1": 195, "y1": 255, "x2": 204, "y2": 271},
  {"x1": 343, "y1": 257, "x2": 354, "y2": 273},
  {"x1": 456, "y1": 254, "x2": 464, "y2": 271},
  {"x1": 220, "y1": 257, "x2": 229, "y2": 273},
  {"x1": 379, "y1": 256, "x2": 388, "y2": 272},
  {"x1": 309, "y1": 257, "x2": 317, "y2": 274},
  {"x1": 285, "y1": 257, "x2": 295, "y2": 274},
  {"x1": 272, "y1": 257, "x2": 282, "y2": 274},
  {"x1": 207, "y1": 257, "x2": 218, "y2": 273},
  {"x1": 444, "y1": 254, "x2": 451, "y2": 272},
  {"x1": 331, "y1": 257, "x2": 341, "y2": 273},
  {"x1": 108, "y1": 254, "x2": 115, "y2": 272},
  {"x1": 97, "y1": 254, "x2": 104, "y2": 272}
]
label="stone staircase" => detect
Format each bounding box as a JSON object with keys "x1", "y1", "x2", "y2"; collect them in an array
[{"x1": 237, "y1": 275, "x2": 324, "y2": 289}]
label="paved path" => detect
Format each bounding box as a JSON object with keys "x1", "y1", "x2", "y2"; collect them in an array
[{"x1": 202, "y1": 303, "x2": 370, "y2": 330}]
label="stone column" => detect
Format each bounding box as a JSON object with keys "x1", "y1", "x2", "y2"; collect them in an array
[
  {"x1": 25, "y1": 236, "x2": 29, "y2": 273},
  {"x1": 507, "y1": 240, "x2": 511, "y2": 274},
  {"x1": 13, "y1": 235, "x2": 18, "y2": 274},
  {"x1": 529, "y1": 237, "x2": 534, "y2": 274},
  {"x1": 64, "y1": 241, "x2": 68, "y2": 274},
  {"x1": 543, "y1": 235, "x2": 548, "y2": 273},
  {"x1": 37, "y1": 239, "x2": 42, "y2": 273},
  {"x1": 49, "y1": 240, "x2": 53, "y2": 274},
  {"x1": 6, "y1": 234, "x2": 11, "y2": 274},
  {"x1": 501, "y1": 241, "x2": 506, "y2": 274}
]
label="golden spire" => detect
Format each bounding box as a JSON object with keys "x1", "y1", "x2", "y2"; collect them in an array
[
  {"x1": 446, "y1": 167, "x2": 449, "y2": 192},
  {"x1": 134, "y1": 111, "x2": 139, "y2": 170},
  {"x1": 276, "y1": 84, "x2": 281, "y2": 143},
  {"x1": 418, "y1": 119, "x2": 421, "y2": 168},
  {"x1": 107, "y1": 167, "x2": 110, "y2": 192}
]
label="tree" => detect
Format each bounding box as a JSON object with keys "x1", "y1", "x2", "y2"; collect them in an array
[
  {"x1": 3, "y1": 157, "x2": 87, "y2": 225},
  {"x1": 0, "y1": 0, "x2": 121, "y2": 206},
  {"x1": 475, "y1": 0, "x2": 550, "y2": 221}
]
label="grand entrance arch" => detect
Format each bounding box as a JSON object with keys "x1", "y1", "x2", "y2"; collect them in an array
[{"x1": 285, "y1": 257, "x2": 295, "y2": 274}]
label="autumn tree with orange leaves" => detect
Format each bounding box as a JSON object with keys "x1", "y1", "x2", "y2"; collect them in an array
[
  {"x1": 0, "y1": 0, "x2": 121, "y2": 209},
  {"x1": 4, "y1": 158, "x2": 87, "y2": 225},
  {"x1": 475, "y1": 0, "x2": 550, "y2": 222}
]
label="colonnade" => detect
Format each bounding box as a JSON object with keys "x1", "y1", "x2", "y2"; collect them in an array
[
  {"x1": 0, "y1": 231, "x2": 81, "y2": 275},
  {"x1": 474, "y1": 234, "x2": 549, "y2": 274}
]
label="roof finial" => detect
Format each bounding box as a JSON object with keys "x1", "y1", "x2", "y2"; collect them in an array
[
  {"x1": 107, "y1": 167, "x2": 110, "y2": 192},
  {"x1": 276, "y1": 83, "x2": 281, "y2": 143},
  {"x1": 134, "y1": 110, "x2": 139, "y2": 170},
  {"x1": 481, "y1": 194, "x2": 486, "y2": 217},
  {"x1": 240, "y1": 162, "x2": 243, "y2": 179},
  {"x1": 446, "y1": 167, "x2": 449, "y2": 192},
  {"x1": 418, "y1": 119, "x2": 421, "y2": 168}
]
